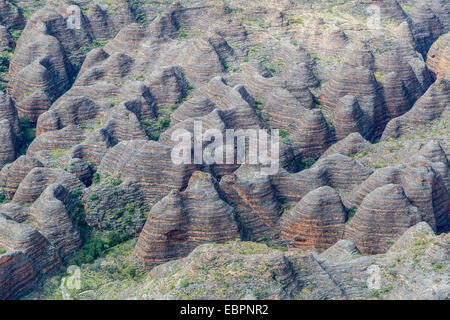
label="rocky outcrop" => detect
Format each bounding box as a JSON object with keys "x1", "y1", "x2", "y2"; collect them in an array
[
  {"x1": 0, "y1": 92, "x2": 20, "y2": 135},
  {"x1": 135, "y1": 171, "x2": 239, "y2": 267},
  {"x1": 409, "y1": 4, "x2": 445, "y2": 55},
  {"x1": 219, "y1": 165, "x2": 282, "y2": 240},
  {"x1": 418, "y1": 140, "x2": 449, "y2": 189},
  {"x1": 345, "y1": 184, "x2": 423, "y2": 254},
  {"x1": 280, "y1": 186, "x2": 346, "y2": 250},
  {"x1": 1, "y1": 0, "x2": 449, "y2": 301},
  {"x1": 0, "y1": 251, "x2": 35, "y2": 300}
]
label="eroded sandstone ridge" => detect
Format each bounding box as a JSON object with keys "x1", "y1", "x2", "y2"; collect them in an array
[{"x1": 0, "y1": 0, "x2": 448, "y2": 300}]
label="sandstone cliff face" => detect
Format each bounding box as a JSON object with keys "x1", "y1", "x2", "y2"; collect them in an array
[
  {"x1": 427, "y1": 33, "x2": 450, "y2": 80},
  {"x1": 382, "y1": 78, "x2": 449, "y2": 140},
  {"x1": 0, "y1": 0, "x2": 449, "y2": 300},
  {"x1": 135, "y1": 172, "x2": 239, "y2": 268},
  {"x1": 0, "y1": 251, "x2": 35, "y2": 300},
  {"x1": 98, "y1": 140, "x2": 195, "y2": 203}
]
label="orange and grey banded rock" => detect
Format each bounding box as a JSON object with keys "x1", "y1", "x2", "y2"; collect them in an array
[
  {"x1": 0, "y1": 91, "x2": 20, "y2": 135},
  {"x1": 409, "y1": 4, "x2": 445, "y2": 55},
  {"x1": 311, "y1": 153, "x2": 373, "y2": 193},
  {"x1": 348, "y1": 164, "x2": 406, "y2": 209},
  {"x1": 219, "y1": 165, "x2": 282, "y2": 240},
  {"x1": 146, "y1": 66, "x2": 190, "y2": 107},
  {"x1": 280, "y1": 186, "x2": 346, "y2": 251},
  {"x1": 401, "y1": 160, "x2": 449, "y2": 233},
  {"x1": 427, "y1": 32, "x2": 450, "y2": 80},
  {"x1": 134, "y1": 171, "x2": 238, "y2": 268},
  {"x1": 0, "y1": 0, "x2": 25, "y2": 31},
  {"x1": 9, "y1": 27, "x2": 74, "y2": 121},
  {"x1": 0, "y1": 251, "x2": 35, "y2": 300},
  {"x1": 418, "y1": 140, "x2": 449, "y2": 189},
  {"x1": 27, "y1": 184, "x2": 81, "y2": 263},
  {"x1": 0, "y1": 213, "x2": 61, "y2": 278},
  {"x1": 0, "y1": 119, "x2": 17, "y2": 169},
  {"x1": 0, "y1": 155, "x2": 43, "y2": 199},
  {"x1": 349, "y1": 159, "x2": 449, "y2": 233},
  {"x1": 12, "y1": 167, "x2": 83, "y2": 205},
  {"x1": 320, "y1": 132, "x2": 372, "y2": 159},
  {"x1": 345, "y1": 184, "x2": 423, "y2": 254},
  {"x1": 332, "y1": 95, "x2": 373, "y2": 140},
  {"x1": 98, "y1": 140, "x2": 195, "y2": 203},
  {"x1": 382, "y1": 77, "x2": 449, "y2": 139},
  {"x1": 321, "y1": 64, "x2": 384, "y2": 136}
]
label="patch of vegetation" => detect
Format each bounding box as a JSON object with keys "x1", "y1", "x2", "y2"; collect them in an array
[
  {"x1": 374, "y1": 71, "x2": 386, "y2": 83},
  {"x1": 80, "y1": 39, "x2": 109, "y2": 53},
  {"x1": 70, "y1": 190, "x2": 83, "y2": 199},
  {"x1": 401, "y1": 5, "x2": 413, "y2": 14},
  {"x1": 92, "y1": 172, "x2": 101, "y2": 184},
  {"x1": 178, "y1": 28, "x2": 188, "y2": 39},
  {"x1": 18, "y1": 117, "x2": 36, "y2": 155},
  {"x1": 0, "y1": 247, "x2": 6, "y2": 254}
]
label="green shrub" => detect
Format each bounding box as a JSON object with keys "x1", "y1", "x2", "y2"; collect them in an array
[
  {"x1": 0, "y1": 248, "x2": 6, "y2": 254},
  {"x1": 90, "y1": 194, "x2": 99, "y2": 201}
]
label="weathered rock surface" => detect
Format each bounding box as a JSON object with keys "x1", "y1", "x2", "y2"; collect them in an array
[
  {"x1": 1, "y1": 0, "x2": 449, "y2": 300},
  {"x1": 427, "y1": 32, "x2": 450, "y2": 80},
  {"x1": 98, "y1": 140, "x2": 195, "y2": 203},
  {"x1": 345, "y1": 184, "x2": 423, "y2": 254}
]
